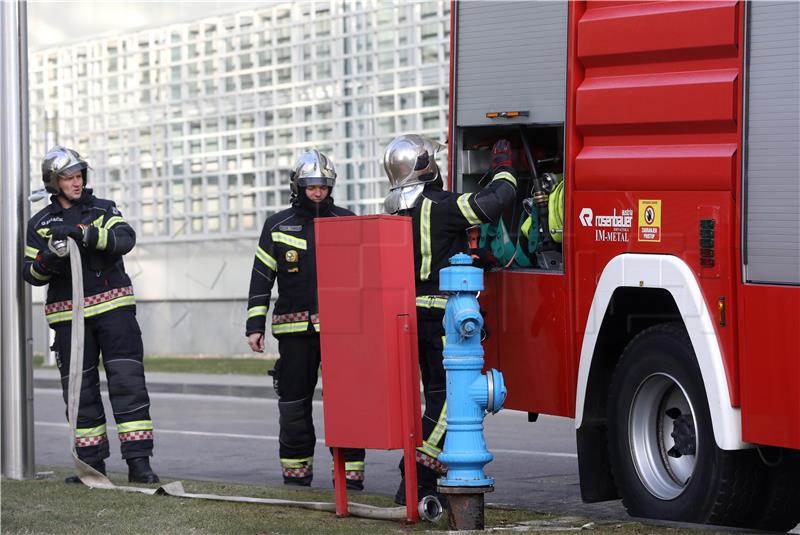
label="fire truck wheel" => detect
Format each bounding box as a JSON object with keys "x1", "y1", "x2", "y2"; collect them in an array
[
  {"x1": 750, "y1": 449, "x2": 800, "y2": 532},
  {"x1": 607, "y1": 323, "x2": 761, "y2": 528}
]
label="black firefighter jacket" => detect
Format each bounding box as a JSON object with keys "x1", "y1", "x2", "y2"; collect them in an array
[
  {"x1": 246, "y1": 196, "x2": 354, "y2": 337},
  {"x1": 399, "y1": 167, "x2": 517, "y2": 312},
  {"x1": 23, "y1": 189, "x2": 137, "y2": 327}
]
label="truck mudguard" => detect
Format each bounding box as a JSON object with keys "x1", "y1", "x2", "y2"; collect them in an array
[{"x1": 575, "y1": 254, "x2": 745, "y2": 451}]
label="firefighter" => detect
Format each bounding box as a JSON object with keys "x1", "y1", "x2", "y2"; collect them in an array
[
  {"x1": 383, "y1": 134, "x2": 517, "y2": 504},
  {"x1": 246, "y1": 149, "x2": 366, "y2": 489},
  {"x1": 23, "y1": 145, "x2": 158, "y2": 484}
]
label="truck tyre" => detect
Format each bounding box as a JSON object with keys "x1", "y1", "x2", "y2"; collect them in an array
[
  {"x1": 751, "y1": 449, "x2": 800, "y2": 532},
  {"x1": 607, "y1": 323, "x2": 761, "y2": 528}
]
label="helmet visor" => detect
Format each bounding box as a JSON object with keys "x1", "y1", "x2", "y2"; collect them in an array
[{"x1": 296, "y1": 176, "x2": 335, "y2": 188}]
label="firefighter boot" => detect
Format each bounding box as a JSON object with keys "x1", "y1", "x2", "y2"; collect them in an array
[
  {"x1": 394, "y1": 478, "x2": 447, "y2": 509},
  {"x1": 284, "y1": 475, "x2": 312, "y2": 487},
  {"x1": 127, "y1": 456, "x2": 160, "y2": 483},
  {"x1": 64, "y1": 459, "x2": 106, "y2": 484},
  {"x1": 346, "y1": 478, "x2": 364, "y2": 491},
  {"x1": 394, "y1": 477, "x2": 448, "y2": 510},
  {"x1": 331, "y1": 477, "x2": 364, "y2": 491}
]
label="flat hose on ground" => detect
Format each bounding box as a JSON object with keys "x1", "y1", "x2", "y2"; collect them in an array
[{"x1": 59, "y1": 237, "x2": 437, "y2": 521}]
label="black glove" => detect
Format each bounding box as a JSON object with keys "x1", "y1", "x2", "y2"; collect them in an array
[
  {"x1": 33, "y1": 249, "x2": 66, "y2": 275},
  {"x1": 50, "y1": 225, "x2": 84, "y2": 241},
  {"x1": 491, "y1": 139, "x2": 513, "y2": 171},
  {"x1": 470, "y1": 247, "x2": 497, "y2": 270}
]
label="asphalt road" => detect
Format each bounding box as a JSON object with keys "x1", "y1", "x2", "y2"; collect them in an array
[{"x1": 32, "y1": 387, "x2": 628, "y2": 522}]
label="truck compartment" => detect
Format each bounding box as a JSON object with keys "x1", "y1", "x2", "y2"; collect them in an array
[{"x1": 453, "y1": 124, "x2": 565, "y2": 272}]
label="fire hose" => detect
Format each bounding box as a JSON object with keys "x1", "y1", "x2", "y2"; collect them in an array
[{"x1": 51, "y1": 236, "x2": 442, "y2": 522}]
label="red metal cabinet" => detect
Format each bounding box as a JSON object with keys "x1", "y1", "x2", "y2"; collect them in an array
[{"x1": 315, "y1": 215, "x2": 422, "y2": 450}]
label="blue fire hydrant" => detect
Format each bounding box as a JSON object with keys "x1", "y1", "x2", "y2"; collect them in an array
[{"x1": 437, "y1": 253, "x2": 507, "y2": 530}]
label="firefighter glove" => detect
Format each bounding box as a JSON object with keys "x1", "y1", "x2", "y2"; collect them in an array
[
  {"x1": 470, "y1": 247, "x2": 497, "y2": 270},
  {"x1": 50, "y1": 224, "x2": 84, "y2": 242},
  {"x1": 34, "y1": 249, "x2": 65, "y2": 274},
  {"x1": 491, "y1": 139, "x2": 513, "y2": 171}
]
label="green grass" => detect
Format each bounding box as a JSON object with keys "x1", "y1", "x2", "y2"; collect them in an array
[
  {"x1": 141, "y1": 355, "x2": 276, "y2": 375},
  {"x1": 2, "y1": 468, "x2": 727, "y2": 535},
  {"x1": 34, "y1": 354, "x2": 277, "y2": 376}
]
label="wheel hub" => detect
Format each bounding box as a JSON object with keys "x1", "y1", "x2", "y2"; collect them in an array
[
  {"x1": 667, "y1": 410, "x2": 696, "y2": 458},
  {"x1": 628, "y1": 373, "x2": 698, "y2": 500}
]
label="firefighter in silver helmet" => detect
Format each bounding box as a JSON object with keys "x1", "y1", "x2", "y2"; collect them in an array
[
  {"x1": 23, "y1": 145, "x2": 159, "y2": 484},
  {"x1": 246, "y1": 149, "x2": 366, "y2": 489},
  {"x1": 383, "y1": 134, "x2": 518, "y2": 505}
]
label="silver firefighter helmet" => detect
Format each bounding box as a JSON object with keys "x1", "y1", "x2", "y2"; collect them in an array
[
  {"x1": 41, "y1": 145, "x2": 89, "y2": 194},
  {"x1": 383, "y1": 134, "x2": 445, "y2": 214},
  {"x1": 290, "y1": 149, "x2": 337, "y2": 195}
]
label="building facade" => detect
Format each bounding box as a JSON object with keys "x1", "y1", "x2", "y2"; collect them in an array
[{"x1": 28, "y1": 1, "x2": 450, "y2": 355}]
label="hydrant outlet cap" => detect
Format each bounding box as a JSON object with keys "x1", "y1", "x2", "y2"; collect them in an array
[{"x1": 449, "y1": 253, "x2": 473, "y2": 265}]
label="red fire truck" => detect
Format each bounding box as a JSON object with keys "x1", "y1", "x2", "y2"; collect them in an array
[{"x1": 448, "y1": 1, "x2": 799, "y2": 530}]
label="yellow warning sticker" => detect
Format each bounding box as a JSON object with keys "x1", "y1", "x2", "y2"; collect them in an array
[{"x1": 638, "y1": 200, "x2": 661, "y2": 242}]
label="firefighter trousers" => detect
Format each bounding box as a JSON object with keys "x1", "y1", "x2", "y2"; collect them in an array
[
  {"x1": 52, "y1": 307, "x2": 154, "y2": 464},
  {"x1": 275, "y1": 333, "x2": 365, "y2": 484},
  {"x1": 398, "y1": 311, "x2": 448, "y2": 489}
]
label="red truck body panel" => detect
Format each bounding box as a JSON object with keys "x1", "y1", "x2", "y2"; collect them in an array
[{"x1": 453, "y1": 0, "x2": 799, "y2": 450}]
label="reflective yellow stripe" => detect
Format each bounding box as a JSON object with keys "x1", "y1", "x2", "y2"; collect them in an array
[
  {"x1": 521, "y1": 216, "x2": 532, "y2": 238},
  {"x1": 417, "y1": 402, "x2": 447, "y2": 459},
  {"x1": 492, "y1": 170, "x2": 517, "y2": 188},
  {"x1": 30, "y1": 264, "x2": 51, "y2": 282},
  {"x1": 248, "y1": 306, "x2": 268, "y2": 318},
  {"x1": 46, "y1": 294, "x2": 136, "y2": 325},
  {"x1": 457, "y1": 193, "x2": 481, "y2": 225},
  {"x1": 345, "y1": 461, "x2": 365, "y2": 471},
  {"x1": 25, "y1": 245, "x2": 38, "y2": 259},
  {"x1": 117, "y1": 420, "x2": 153, "y2": 433},
  {"x1": 91, "y1": 214, "x2": 104, "y2": 227},
  {"x1": 426, "y1": 401, "x2": 448, "y2": 448},
  {"x1": 104, "y1": 216, "x2": 124, "y2": 229},
  {"x1": 96, "y1": 227, "x2": 108, "y2": 250},
  {"x1": 36, "y1": 228, "x2": 51, "y2": 238},
  {"x1": 75, "y1": 424, "x2": 107, "y2": 438},
  {"x1": 418, "y1": 440, "x2": 442, "y2": 458},
  {"x1": 416, "y1": 296, "x2": 447, "y2": 309},
  {"x1": 280, "y1": 457, "x2": 313, "y2": 468},
  {"x1": 256, "y1": 246, "x2": 277, "y2": 271},
  {"x1": 419, "y1": 198, "x2": 432, "y2": 281},
  {"x1": 271, "y1": 232, "x2": 307, "y2": 250},
  {"x1": 271, "y1": 321, "x2": 309, "y2": 334},
  {"x1": 313, "y1": 323, "x2": 320, "y2": 332}
]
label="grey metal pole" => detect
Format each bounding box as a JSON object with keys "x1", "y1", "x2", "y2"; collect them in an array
[
  {"x1": 1, "y1": 0, "x2": 35, "y2": 480},
  {"x1": 42, "y1": 108, "x2": 56, "y2": 366}
]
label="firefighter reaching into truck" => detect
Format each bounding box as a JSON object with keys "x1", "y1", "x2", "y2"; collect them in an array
[
  {"x1": 382, "y1": 134, "x2": 518, "y2": 504},
  {"x1": 23, "y1": 145, "x2": 159, "y2": 484},
  {"x1": 245, "y1": 149, "x2": 366, "y2": 490}
]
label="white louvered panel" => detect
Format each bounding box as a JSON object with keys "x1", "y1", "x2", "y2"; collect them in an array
[
  {"x1": 744, "y1": 1, "x2": 800, "y2": 284},
  {"x1": 455, "y1": 1, "x2": 568, "y2": 126}
]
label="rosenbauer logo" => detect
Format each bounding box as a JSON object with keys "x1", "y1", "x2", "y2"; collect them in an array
[
  {"x1": 578, "y1": 207, "x2": 633, "y2": 243},
  {"x1": 579, "y1": 208, "x2": 593, "y2": 227}
]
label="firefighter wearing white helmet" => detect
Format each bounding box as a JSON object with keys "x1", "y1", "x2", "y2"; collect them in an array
[
  {"x1": 246, "y1": 149, "x2": 365, "y2": 489},
  {"x1": 23, "y1": 145, "x2": 159, "y2": 484},
  {"x1": 383, "y1": 134, "x2": 518, "y2": 505}
]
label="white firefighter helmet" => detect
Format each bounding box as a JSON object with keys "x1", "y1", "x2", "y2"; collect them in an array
[
  {"x1": 41, "y1": 145, "x2": 89, "y2": 194},
  {"x1": 290, "y1": 149, "x2": 337, "y2": 195},
  {"x1": 383, "y1": 134, "x2": 445, "y2": 214}
]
